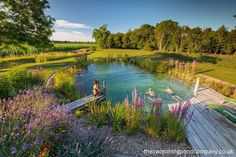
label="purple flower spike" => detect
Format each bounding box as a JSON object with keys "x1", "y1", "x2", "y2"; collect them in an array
[
  {"x1": 10, "y1": 147, "x2": 17, "y2": 154},
  {"x1": 22, "y1": 143, "x2": 31, "y2": 150}
]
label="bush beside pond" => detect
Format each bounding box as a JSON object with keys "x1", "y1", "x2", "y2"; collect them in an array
[{"x1": 0, "y1": 69, "x2": 43, "y2": 99}]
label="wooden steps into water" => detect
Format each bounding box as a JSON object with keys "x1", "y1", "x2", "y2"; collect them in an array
[{"x1": 186, "y1": 87, "x2": 236, "y2": 157}]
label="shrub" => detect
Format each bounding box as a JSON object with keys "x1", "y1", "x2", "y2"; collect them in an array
[
  {"x1": 111, "y1": 104, "x2": 126, "y2": 132},
  {"x1": 75, "y1": 110, "x2": 84, "y2": 118},
  {"x1": 0, "y1": 69, "x2": 43, "y2": 99},
  {"x1": 0, "y1": 88, "x2": 71, "y2": 157},
  {"x1": 54, "y1": 70, "x2": 80, "y2": 101},
  {"x1": 87, "y1": 101, "x2": 111, "y2": 127},
  {"x1": 162, "y1": 113, "x2": 186, "y2": 142},
  {"x1": 144, "y1": 114, "x2": 162, "y2": 138},
  {"x1": 74, "y1": 55, "x2": 88, "y2": 68},
  {"x1": 0, "y1": 74, "x2": 14, "y2": 98},
  {"x1": 221, "y1": 85, "x2": 233, "y2": 97}
]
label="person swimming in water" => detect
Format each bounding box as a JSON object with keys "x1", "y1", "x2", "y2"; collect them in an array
[
  {"x1": 165, "y1": 86, "x2": 173, "y2": 95},
  {"x1": 146, "y1": 88, "x2": 155, "y2": 97}
]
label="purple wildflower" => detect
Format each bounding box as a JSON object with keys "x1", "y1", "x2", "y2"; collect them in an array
[
  {"x1": 22, "y1": 143, "x2": 31, "y2": 150},
  {"x1": 35, "y1": 137, "x2": 41, "y2": 145},
  {"x1": 10, "y1": 147, "x2": 17, "y2": 154}
]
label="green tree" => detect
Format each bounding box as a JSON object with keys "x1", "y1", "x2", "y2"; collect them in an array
[
  {"x1": 155, "y1": 20, "x2": 179, "y2": 51},
  {"x1": 92, "y1": 25, "x2": 110, "y2": 48},
  {"x1": 214, "y1": 26, "x2": 229, "y2": 54},
  {"x1": 0, "y1": 0, "x2": 54, "y2": 48}
]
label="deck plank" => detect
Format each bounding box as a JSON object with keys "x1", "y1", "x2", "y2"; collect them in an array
[
  {"x1": 64, "y1": 94, "x2": 105, "y2": 110},
  {"x1": 183, "y1": 87, "x2": 236, "y2": 157}
]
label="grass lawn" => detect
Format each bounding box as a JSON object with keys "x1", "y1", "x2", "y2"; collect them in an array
[
  {"x1": 0, "y1": 53, "x2": 76, "y2": 80},
  {"x1": 196, "y1": 63, "x2": 236, "y2": 85},
  {"x1": 88, "y1": 49, "x2": 155, "y2": 59}
]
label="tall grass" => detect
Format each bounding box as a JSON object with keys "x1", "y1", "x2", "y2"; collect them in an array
[
  {"x1": 0, "y1": 42, "x2": 96, "y2": 57},
  {"x1": 54, "y1": 70, "x2": 80, "y2": 101},
  {"x1": 0, "y1": 69, "x2": 43, "y2": 99}
]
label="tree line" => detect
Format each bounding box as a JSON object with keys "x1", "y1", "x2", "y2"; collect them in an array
[{"x1": 93, "y1": 20, "x2": 236, "y2": 54}]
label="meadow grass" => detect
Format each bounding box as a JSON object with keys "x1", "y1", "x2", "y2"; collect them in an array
[
  {"x1": 88, "y1": 49, "x2": 155, "y2": 60},
  {"x1": 0, "y1": 42, "x2": 96, "y2": 56}
]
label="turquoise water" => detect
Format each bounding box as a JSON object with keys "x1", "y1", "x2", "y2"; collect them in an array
[{"x1": 76, "y1": 63, "x2": 192, "y2": 110}]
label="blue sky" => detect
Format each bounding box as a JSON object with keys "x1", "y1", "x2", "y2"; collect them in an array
[{"x1": 48, "y1": 0, "x2": 236, "y2": 41}]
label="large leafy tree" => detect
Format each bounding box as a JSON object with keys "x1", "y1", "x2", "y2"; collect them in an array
[
  {"x1": 92, "y1": 25, "x2": 110, "y2": 48},
  {"x1": 155, "y1": 20, "x2": 179, "y2": 51},
  {"x1": 0, "y1": 0, "x2": 54, "y2": 48}
]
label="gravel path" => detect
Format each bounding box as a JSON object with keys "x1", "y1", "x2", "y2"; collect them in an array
[{"x1": 76, "y1": 117, "x2": 196, "y2": 157}]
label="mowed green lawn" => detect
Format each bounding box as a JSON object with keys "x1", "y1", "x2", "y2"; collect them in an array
[
  {"x1": 88, "y1": 49, "x2": 155, "y2": 59},
  {"x1": 196, "y1": 63, "x2": 236, "y2": 85}
]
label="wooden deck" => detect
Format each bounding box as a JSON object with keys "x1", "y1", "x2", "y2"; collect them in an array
[
  {"x1": 64, "y1": 80, "x2": 106, "y2": 111},
  {"x1": 64, "y1": 94, "x2": 105, "y2": 110},
  {"x1": 187, "y1": 87, "x2": 236, "y2": 157}
]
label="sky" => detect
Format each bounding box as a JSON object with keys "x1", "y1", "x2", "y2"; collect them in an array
[{"x1": 48, "y1": 0, "x2": 236, "y2": 42}]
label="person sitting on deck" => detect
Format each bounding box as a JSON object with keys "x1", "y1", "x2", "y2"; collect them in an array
[
  {"x1": 93, "y1": 80, "x2": 100, "y2": 97},
  {"x1": 146, "y1": 88, "x2": 155, "y2": 97},
  {"x1": 165, "y1": 86, "x2": 174, "y2": 95}
]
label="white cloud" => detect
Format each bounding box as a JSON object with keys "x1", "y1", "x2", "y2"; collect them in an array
[
  {"x1": 55, "y1": 20, "x2": 90, "y2": 29},
  {"x1": 50, "y1": 31, "x2": 94, "y2": 42}
]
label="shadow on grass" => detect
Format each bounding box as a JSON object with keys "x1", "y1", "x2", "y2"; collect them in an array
[
  {"x1": 195, "y1": 69, "x2": 214, "y2": 74},
  {"x1": 157, "y1": 52, "x2": 221, "y2": 64},
  {"x1": 0, "y1": 58, "x2": 35, "y2": 68},
  {"x1": 29, "y1": 61, "x2": 74, "y2": 70}
]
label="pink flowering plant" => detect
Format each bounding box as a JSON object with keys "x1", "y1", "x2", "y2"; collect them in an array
[
  {"x1": 0, "y1": 87, "x2": 71, "y2": 157},
  {"x1": 124, "y1": 88, "x2": 145, "y2": 135},
  {"x1": 169, "y1": 100, "x2": 194, "y2": 127}
]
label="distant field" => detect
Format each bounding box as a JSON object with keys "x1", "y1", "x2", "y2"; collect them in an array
[
  {"x1": 0, "y1": 42, "x2": 96, "y2": 56},
  {"x1": 88, "y1": 49, "x2": 155, "y2": 59}
]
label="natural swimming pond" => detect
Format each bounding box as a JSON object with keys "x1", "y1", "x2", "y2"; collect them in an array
[{"x1": 76, "y1": 63, "x2": 193, "y2": 110}]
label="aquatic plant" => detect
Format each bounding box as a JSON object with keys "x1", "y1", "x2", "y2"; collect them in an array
[
  {"x1": 169, "y1": 100, "x2": 193, "y2": 127},
  {"x1": 87, "y1": 101, "x2": 111, "y2": 127},
  {"x1": 54, "y1": 70, "x2": 80, "y2": 101},
  {"x1": 0, "y1": 88, "x2": 71, "y2": 157},
  {"x1": 124, "y1": 88, "x2": 145, "y2": 135},
  {"x1": 111, "y1": 104, "x2": 126, "y2": 132}
]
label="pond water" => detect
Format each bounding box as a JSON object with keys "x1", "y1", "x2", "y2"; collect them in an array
[{"x1": 76, "y1": 63, "x2": 193, "y2": 110}]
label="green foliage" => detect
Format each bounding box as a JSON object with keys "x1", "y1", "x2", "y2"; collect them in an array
[
  {"x1": 144, "y1": 115, "x2": 162, "y2": 138},
  {"x1": 54, "y1": 70, "x2": 79, "y2": 101},
  {"x1": 162, "y1": 113, "x2": 186, "y2": 142},
  {"x1": 74, "y1": 55, "x2": 88, "y2": 68},
  {"x1": 0, "y1": 69, "x2": 43, "y2": 99},
  {"x1": 0, "y1": 0, "x2": 54, "y2": 48},
  {"x1": 75, "y1": 110, "x2": 84, "y2": 118},
  {"x1": 144, "y1": 113, "x2": 186, "y2": 142},
  {"x1": 111, "y1": 104, "x2": 126, "y2": 132},
  {"x1": 124, "y1": 106, "x2": 142, "y2": 135},
  {"x1": 92, "y1": 25, "x2": 110, "y2": 48},
  {"x1": 94, "y1": 21, "x2": 236, "y2": 54},
  {"x1": 87, "y1": 101, "x2": 111, "y2": 127}
]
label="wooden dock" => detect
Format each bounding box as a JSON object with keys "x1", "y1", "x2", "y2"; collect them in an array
[
  {"x1": 64, "y1": 80, "x2": 106, "y2": 111},
  {"x1": 187, "y1": 87, "x2": 236, "y2": 157}
]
